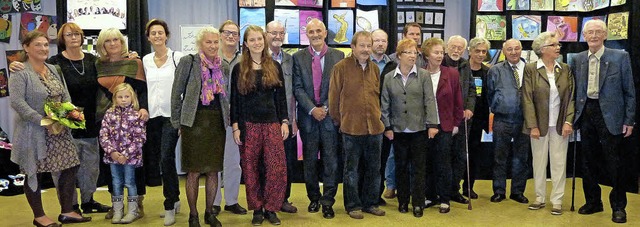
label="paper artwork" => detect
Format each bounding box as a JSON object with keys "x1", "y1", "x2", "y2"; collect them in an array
[
  {"x1": 611, "y1": 0, "x2": 626, "y2": 6},
  {"x1": 356, "y1": 0, "x2": 388, "y2": 6},
  {"x1": 239, "y1": 0, "x2": 265, "y2": 7},
  {"x1": 20, "y1": 13, "x2": 57, "y2": 43},
  {"x1": 331, "y1": 0, "x2": 355, "y2": 8},
  {"x1": 512, "y1": 15, "x2": 540, "y2": 41},
  {"x1": 530, "y1": 0, "x2": 553, "y2": 11},
  {"x1": 555, "y1": 0, "x2": 608, "y2": 12},
  {"x1": 547, "y1": 16, "x2": 578, "y2": 42},
  {"x1": 0, "y1": 0, "x2": 19, "y2": 13},
  {"x1": 328, "y1": 9, "x2": 354, "y2": 45},
  {"x1": 5, "y1": 50, "x2": 21, "y2": 74},
  {"x1": 607, "y1": 11, "x2": 629, "y2": 40},
  {"x1": 274, "y1": 9, "x2": 300, "y2": 45},
  {"x1": 405, "y1": 11, "x2": 415, "y2": 23},
  {"x1": 476, "y1": 15, "x2": 506, "y2": 41},
  {"x1": 239, "y1": 8, "x2": 266, "y2": 44},
  {"x1": 0, "y1": 68, "x2": 8, "y2": 97},
  {"x1": 0, "y1": 14, "x2": 11, "y2": 43},
  {"x1": 579, "y1": 16, "x2": 606, "y2": 42},
  {"x1": 67, "y1": 0, "x2": 127, "y2": 30},
  {"x1": 506, "y1": 0, "x2": 529, "y2": 10},
  {"x1": 275, "y1": 0, "x2": 296, "y2": 6},
  {"x1": 299, "y1": 10, "x2": 323, "y2": 45},
  {"x1": 297, "y1": 0, "x2": 323, "y2": 8},
  {"x1": 355, "y1": 9, "x2": 378, "y2": 32},
  {"x1": 478, "y1": 0, "x2": 503, "y2": 12}
]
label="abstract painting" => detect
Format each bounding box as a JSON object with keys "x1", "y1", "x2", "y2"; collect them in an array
[
  {"x1": 299, "y1": 10, "x2": 323, "y2": 45},
  {"x1": 476, "y1": 15, "x2": 506, "y2": 41},
  {"x1": 478, "y1": 0, "x2": 503, "y2": 12},
  {"x1": 547, "y1": 16, "x2": 578, "y2": 42},
  {"x1": 512, "y1": 15, "x2": 541, "y2": 41}
]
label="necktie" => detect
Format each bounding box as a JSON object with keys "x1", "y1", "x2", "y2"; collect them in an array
[
  {"x1": 587, "y1": 54, "x2": 598, "y2": 97},
  {"x1": 512, "y1": 65, "x2": 520, "y2": 88}
]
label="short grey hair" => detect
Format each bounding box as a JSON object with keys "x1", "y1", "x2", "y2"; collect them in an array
[
  {"x1": 266, "y1": 20, "x2": 284, "y2": 32},
  {"x1": 468, "y1": 37, "x2": 490, "y2": 51},
  {"x1": 531, "y1": 31, "x2": 556, "y2": 56},
  {"x1": 447, "y1": 35, "x2": 467, "y2": 48},
  {"x1": 582, "y1": 19, "x2": 608, "y2": 34},
  {"x1": 195, "y1": 26, "x2": 220, "y2": 50}
]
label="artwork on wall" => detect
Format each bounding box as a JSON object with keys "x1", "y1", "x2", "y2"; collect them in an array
[
  {"x1": 506, "y1": 0, "x2": 529, "y2": 11},
  {"x1": 607, "y1": 11, "x2": 629, "y2": 40},
  {"x1": 327, "y1": 9, "x2": 354, "y2": 45},
  {"x1": 611, "y1": 0, "x2": 626, "y2": 6},
  {"x1": 275, "y1": 0, "x2": 296, "y2": 6},
  {"x1": 239, "y1": 8, "x2": 266, "y2": 43},
  {"x1": 355, "y1": 9, "x2": 378, "y2": 32},
  {"x1": 82, "y1": 35, "x2": 99, "y2": 55},
  {"x1": 5, "y1": 50, "x2": 21, "y2": 75},
  {"x1": 546, "y1": 16, "x2": 578, "y2": 42},
  {"x1": 476, "y1": 15, "x2": 506, "y2": 40},
  {"x1": 555, "y1": 0, "x2": 609, "y2": 12},
  {"x1": 530, "y1": 0, "x2": 552, "y2": 11},
  {"x1": 239, "y1": 0, "x2": 266, "y2": 7},
  {"x1": 67, "y1": 0, "x2": 127, "y2": 30},
  {"x1": 331, "y1": 0, "x2": 355, "y2": 8},
  {"x1": 297, "y1": 0, "x2": 323, "y2": 8},
  {"x1": 356, "y1": 0, "x2": 387, "y2": 6},
  {"x1": 477, "y1": 0, "x2": 503, "y2": 12},
  {"x1": 512, "y1": 15, "x2": 540, "y2": 41},
  {"x1": 20, "y1": 13, "x2": 57, "y2": 43},
  {"x1": 0, "y1": 14, "x2": 11, "y2": 43},
  {"x1": 299, "y1": 10, "x2": 323, "y2": 45},
  {"x1": 579, "y1": 15, "x2": 606, "y2": 42},
  {"x1": 0, "y1": 68, "x2": 8, "y2": 97},
  {"x1": 274, "y1": 9, "x2": 300, "y2": 45}
]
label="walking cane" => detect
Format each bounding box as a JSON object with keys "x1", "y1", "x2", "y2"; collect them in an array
[
  {"x1": 465, "y1": 119, "x2": 472, "y2": 210},
  {"x1": 570, "y1": 129, "x2": 577, "y2": 211}
]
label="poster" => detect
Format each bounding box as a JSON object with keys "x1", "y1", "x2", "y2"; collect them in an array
[
  {"x1": 298, "y1": 0, "x2": 323, "y2": 8},
  {"x1": 554, "y1": 0, "x2": 607, "y2": 12},
  {"x1": 356, "y1": 0, "x2": 387, "y2": 6},
  {"x1": 282, "y1": 48, "x2": 299, "y2": 56},
  {"x1": 275, "y1": 0, "x2": 296, "y2": 6},
  {"x1": 547, "y1": 16, "x2": 578, "y2": 42},
  {"x1": 239, "y1": 8, "x2": 266, "y2": 43},
  {"x1": 530, "y1": 0, "x2": 553, "y2": 11},
  {"x1": 607, "y1": 12, "x2": 629, "y2": 40},
  {"x1": 274, "y1": 9, "x2": 300, "y2": 45},
  {"x1": 180, "y1": 25, "x2": 213, "y2": 54},
  {"x1": 5, "y1": 50, "x2": 21, "y2": 74},
  {"x1": 506, "y1": 0, "x2": 529, "y2": 10},
  {"x1": 328, "y1": 10, "x2": 354, "y2": 45},
  {"x1": 331, "y1": 0, "x2": 355, "y2": 8},
  {"x1": 239, "y1": 0, "x2": 265, "y2": 7},
  {"x1": 355, "y1": 9, "x2": 378, "y2": 32},
  {"x1": 0, "y1": 14, "x2": 11, "y2": 43},
  {"x1": 579, "y1": 16, "x2": 606, "y2": 42},
  {"x1": 19, "y1": 13, "x2": 57, "y2": 43},
  {"x1": 67, "y1": 0, "x2": 127, "y2": 30},
  {"x1": 512, "y1": 15, "x2": 540, "y2": 41},
  {"x1": 476, "y1": 15, "x2": 506, "y2": 41},
  {"x1": 0, "y1": 0, "x2": 20, "y2": 13},
  {"x1": 0, "y1": 68, "x2": 8, "y2": 97},
  {"x1": 299, "y1": 10, "x2": 323, "y2": 45},
  {"x1": 611, "y1": 0, "x2": 626, "y2": 6},
  {"x1": 477, "y1": 0, "x2": 503, "y2": 12}
]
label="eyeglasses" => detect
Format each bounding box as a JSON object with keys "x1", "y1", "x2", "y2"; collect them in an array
[
  {"x1": 584, "y1": 30, "x2": 606, "y2": 36},
  {"x1": 221, "y1": 30, "x2": 239, "y2": 37},
  {"x1": 543, "y1": 43, "x2": 562, "y2": 48},
  {"x1": 64, "y1": 32, "x2": 81, "y2": 38},
  {"x1": 401, "y1": 51, "x2": 419, "y2": 56},
  {"x1": 267, "y1": 31, "x2": 285, "y2": 37}
]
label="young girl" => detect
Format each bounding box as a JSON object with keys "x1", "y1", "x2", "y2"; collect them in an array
[{"x1": 99, "y1": 83, "x2": 147, "y2": 224}]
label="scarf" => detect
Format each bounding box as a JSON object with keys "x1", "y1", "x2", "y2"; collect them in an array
[
  {"x1": 199, "y1": 51, "x2": 226, "y2": 105},
  {"x1": 308, "y1": 44, "x2": 328, "y2": 104}
]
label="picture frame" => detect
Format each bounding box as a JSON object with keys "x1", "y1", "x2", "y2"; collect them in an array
[
  {"x1": 416, "y1": 11, "x2": 424, "y2": 24},
  {"x1": 434, "y1": 12, "x2": 444, "y2": 26},
  {"x1": 397, "y1": 11, "x2": 405, "y2": 24},
  {"x1": 405, "y1": 11, "x2": 415, "y2": 23}
]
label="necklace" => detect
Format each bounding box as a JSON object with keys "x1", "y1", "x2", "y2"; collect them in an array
[
  {"x1": 154, "y1": 53, "x2": 167, "y2": 60},
  {"x1": 68, "y1": 58, "x2": 85, "y2": 75},
  {"x1": 251, "y1": 58, "x2": 262, "y2": 65}
]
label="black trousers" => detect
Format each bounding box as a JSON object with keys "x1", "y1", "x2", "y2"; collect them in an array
[
  {"x1": 394, "y1": 131, "x2": 427, "y2": 207},
  {"x1": 147, "y1": 117, "x2": 181, "y2": 210},
  {"x1": 283, "y1": 125, "x2": 297, "y2": 202},
  {"x1": 580, "y1": 98, "x2": 627, "y2": 210},
  {"x1": 451, "y1": 119, "x2": 471, "y2": 195}
]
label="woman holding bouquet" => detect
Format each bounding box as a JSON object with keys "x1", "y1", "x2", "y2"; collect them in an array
[{"x1": 9, "y1": 31, "x2": 91, "y2": 227}]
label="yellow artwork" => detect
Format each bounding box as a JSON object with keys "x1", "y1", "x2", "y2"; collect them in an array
[{"x1": 607, "y1": 11, "x2": 629, "y2": 40}]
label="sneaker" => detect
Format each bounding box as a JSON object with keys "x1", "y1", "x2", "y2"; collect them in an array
[
  {"x1": 264, "y1": 211, "x2": 281, "y2": 225},
  {"x1": 363, "y1": 207, "x2": 385, "y2": 216},
  {"x1": 382, "y1": 188, "x2": 396, "y2": 199},
  {"x1": 251, "y1": 210, "x2": 264, "y2": 226},
  {"x1": 528, "y1": 202, "x2": 546, "y2": 210},
  {"x1": 551, "y1": 205, "x2": 562, "y2": 215},
  {"x1": 348, "y1": 210, "x2": 364, "y2": 219}
]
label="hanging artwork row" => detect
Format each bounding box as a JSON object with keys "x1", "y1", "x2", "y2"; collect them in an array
[{"x1": 478, "y1": 0, "x2": 626, "y2": 12}]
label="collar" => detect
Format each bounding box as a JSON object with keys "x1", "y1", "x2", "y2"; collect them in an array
[
  {"x1": 350, "y1": 54, "x2": 372, "y2": 67},
  {"x1": 536, "y1": 59, "x2": 562, "y2": 70},
  {"x1": 588, "y1": 46, "x2": 605, "y2": 60},
  {"x1": 269, "y1": 48, "x2": 283, "y2": 61},
  {"x1": 371, "y1": 54, "x2": 390, "y2": 63},
  {"x1": 311, "y1": 45, "x2": 325, "y2": 55},
  {"x1": 394, "y1": 64, "x2": 418, "y2": 78},
  {"x1": 508, "y1": 60, "x2": 524, "y2": 69}
]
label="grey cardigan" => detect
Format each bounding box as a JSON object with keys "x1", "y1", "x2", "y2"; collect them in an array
[
  {"x1": 9, "y1": 62, "x2": 72, "y2": 191},
  {"x1": 381, "y1": 67, "x2": 438, "y2": 132},
  {"x1": 171, "y1": 54, "x2": 231, "y2": 129}
]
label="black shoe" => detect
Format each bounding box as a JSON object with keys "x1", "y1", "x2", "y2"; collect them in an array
[
  {"x1": 578, "y1": 203, "x2": 604, "y2": 215},
  {"x1": 398, "y1": 203, "x2": 409, "y2": 213},
  {"x1": 204, "y1": 211, "x2": 213, "y2": 224},
  {"x1": 509, "y1": 194, "x2": 529, "y2": 204},
  {"x1": 425, "y1": 199, "x2": 437, "y2": 208},
  {"x1": 612, "y1": 210, "x2": 627, "y2": 223},
  {"x1": 206, "y1": 212, "x2": 222, "y2": 227},
  {"x1": 463, "y1": 190, "x2": 479, "y2": 199},
  {"x1": 81, "y1": 200, "x2": 111, "y2": 213},
  {"x1": 252, "y1": 210, "x2": 264, "y2": 226},
  {"x1": 225, "y1": 203, "x2": 247, "y2": 215},
  {"x1": 72, "y1": 204, "x2": 82, "y2": 215},
  {"x1": 57, "y1": 214, "x2": 92, "y2": 224},
  {"x1": 308, "y1": 201, "x2": 320, "y2": 213},
  {"x1": 439, "y1": 205, "x2": 450, "y2": 214},
  {"x1": 452, "y1": 193, "x2": 470, "y2": 204},
  {"x1": 490, "y1": 194, "x2": 506, "y2": 202},
  {"x1": 413, "y1": 206, "x2": 423, "y2": 217},
  {"x1": 378, "y1": 198, "x2": 387, "y2": 206},
  {"x1": 321, "y1": 205, "x2": 335, "y2": 219},
  {"x1": 32, "y1": 220, "x2": 61, "y2": 227},
  {"x1": 212, "y1": 205, "x2": 221, "y2": 216},
  {"x1": 189, "y1": 215, "x2": 201, "y2": 227},
  {"x1": 264, "y1": 211, "x2": 281, "y2": 225}
]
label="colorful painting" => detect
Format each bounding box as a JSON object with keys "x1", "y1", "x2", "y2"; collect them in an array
[
  {"x1": 331, "y1": 0, "x2": 355, "y2": 7},
  {"x1": 0, "y1": 68, "x2": 8, "y2": 97},
  {"x1": 0, "y1": 14, "x2": 11, "y2": 43},
  {"x1": 607, "y1": 11, "x2": 629, "y2": 40},
  {"x1": 476, "y1": 15, "x2": 506, "y2": 41},
  {"x1": 592, "y1": 0, "x2": 610, "y2": 11},
  {"x1": 507, "y1": 0, "x2": 529, "y2": 10},
  {"x1": 335, "y1": 47, "x2": 352, "y2": 57},
  {"x1": 19, "y1": 13, "x2": 57, "y2": 43},
  {"x1": 239, "y1": 0, "x2": 265, "y2": 7},
  {"x1": 239, "y1": 8, "x2": 266, "y2": 44},
  {"x1": 275, "y1": 0, "x2": 296, "y2": 6},
  {"x1": 478, "y1": 0, "x2": 503, "y2": 12},
  {"x1": 0, "y1": 0, "x2": 19, "y2": 13},
  {"x1": 611, "y1": 0, "x2": 626, "y2": 6},
  {"x1": 328, "y1": 10, "x2": 353, "y2": 45},
  {"x1": 274, "y1": 9, "x2": 300, "y2": 45},
  {"x1": 5, "y1": 50, "x2": 21, "y2": 74},
  {"x1": 356, "y1": 0, "x2": 387, "y2": 5},
  {"x1": 512, "y1": 15, "x2": 540, "y2": 41},
  {"x1": 355, "y1": 9, "x2": 378, "y2": 32},
  {"x1": 579, "y1": 16, "x2": 606, "y2": 42},
  {"x1": 547, "y1": 16, "x2": 578, "y2": 42},
  {"x1": 298, "y1": 0, "x2": 323, "y2": 8},
  {"x1": 530, "y1": 0, "x2": 553, "y2": 11},
  {"x1": 299, "y1": 10, "x2": 323, "y2": 45},
  {"x1": 555, "y1": 0, "x2": 608, "y2": 12}
]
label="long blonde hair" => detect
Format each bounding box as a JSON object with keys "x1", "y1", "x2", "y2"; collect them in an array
[{"x1": 110, "y1": 83, "x2": 139, "y2": 110}]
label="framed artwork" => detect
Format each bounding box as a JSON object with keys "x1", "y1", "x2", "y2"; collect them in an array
[
  {"x1": 478, "y1": 0, "x2": 503, "y2": 12},
  {"x1": 397, "y1": 11, "x2": 405, "y2": 24},
  {"x1": 405, "y1": 11, "x2": 415, "y2": 23},
  {"x1": 511, "y1": 15, "x2": 541, "y2": 41},
  {"x1": 67, "y1": 0, "x2": 127, "y2": 30},
  {"x1": 239, "y1": 0, "x2": 266, "y2": 7},
  {"x1": 607, "y1": 11, "x2": 629, "y2": 40},
  {"x1": 434, "y1": 12, "x2": 444, "y2": 26},
  {"x1": 476, "y1": 15, "x2": 506, "y2": 40},
  {"x1": 328, "y1": 9, "x2": 354, "y2": 45},
  {"x1": 424, "y1": 12, "x2": 434, "y2": 25},
  {"x1": 416, "y1": 11, "x2": 424, "y2": 24},
  {"x1": 546, "y1": 16, "x2": 578, "y2": 42}
]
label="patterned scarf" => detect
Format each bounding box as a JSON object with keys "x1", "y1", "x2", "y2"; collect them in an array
[{"x1": 199, "y1": 51, "x2": 226, "y2": 105}]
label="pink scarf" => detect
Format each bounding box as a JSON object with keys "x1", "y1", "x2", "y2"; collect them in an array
[
  {"x1": 308, "y1": 44, "x2": 328, "y2": 104},
  {"x1": 199, "y1": 51, "x2": 226, "y2": 105}
]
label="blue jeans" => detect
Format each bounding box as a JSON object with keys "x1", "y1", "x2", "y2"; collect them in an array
[
  {"x1": 492, "y1": 120, "x2": 530, "y2": 195},
  {"x1": 342, "y1": 133, "x2": 382, "y2": 212},
  {"x1": 110, "y1": 164, "x2": 137, "y2": 197},
  {"x1": 384, "y1": 147, "x2": 396, "y2": 189}
]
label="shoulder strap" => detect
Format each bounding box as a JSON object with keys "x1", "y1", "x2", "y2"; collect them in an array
[{"x1": 172, "y1": 51, "x2": 177, "y2": 68}]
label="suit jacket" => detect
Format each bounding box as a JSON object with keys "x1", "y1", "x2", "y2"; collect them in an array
[
  {"x1": 279, "y1": 51, "x2": 296, "y2": 121},
  {"x1": 522, "y1": 61, "x2": 575, "y2": 136},
  {"x1": 381, "y1": 67, "x2": 438, "y2": 132},
  {"x1": 487, "y1": 60, "x2": 525, "y2": 124},
  {"x1": 292, "y1": 47, "x2": 344, "y2": 132},
  {"x1": 435, "y1": 65, "x2": 464, "y2": 132},
  {"x1": 571, "y1": 48, "x2": 635, "y2": 135}
]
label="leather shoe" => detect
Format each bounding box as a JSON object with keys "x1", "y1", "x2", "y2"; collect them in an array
[
  {"x1": 490, "y1": 194, "x2": 506, "y2": 202},
  {"x1": 32, "y1": 220, "x2": 61, "y2": 227},
  {"x1": 281, "y1": 201, "x2": 298, "y2": 213},
  {"x1": 263, "y1": 211, "x2": 281, "y2": 225},
  {"x1": 308, "y1": 201, "x2": 320, "y2": 213},
  {"x1": 612, "y1": 210, "x2": 627, "y2": 223},
  {"x1": 578, "y1": 203, "x2": 604, "y2": 215},
  {"x1": 398, "y1": 203, "x2": 409, "y2": 213},
  {"x1": 439, "y1": 204, "x2": 450, "y2": 214},
  {"x1": 211, "y1": 205, "x2": 221, "y2": 216},
  {"x1": 57, "y1": 214, "x2": 92, "y2": 224},
  {"x1": 188, "y1": 215, "x2": 200, "y2": 227},
  {"x1": 509, "y1": 194, "x2": 529, "y2": 204},
  {"x1": 378, "y1": 198, "x2": 387, "y2": 206},
  {"x1": 413, "y1": 206, "x2": 423, "y2": 217},
  {"x1": 251, "y1": 210, "x2": 264, "y2": 226},
  {"x1": 463, "y1": 190, "x2": 478, "y2": 199},
  {"x1": 81, "y1": 200, "x2": 111, "y2": 213},
  {"x1": 72, "y1": 204, "x2": 82, "y2": 215},
  {"x1": 452, "y1": 193, "x2": 470, "y2": 204},
  {"x1": 224, "y1": 203, "x2": 247, "y2": 215},
  {"x1": 322, "y1": 205, "x2": 335, "y2": 219}
]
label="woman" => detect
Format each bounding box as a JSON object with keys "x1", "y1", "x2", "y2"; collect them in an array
[
  {"x1": 9, "y1": 31, "x2": 91, "y2": 227},
  {"x1": 522, "y1": 31, "x2": 574, "y2": 215},
  {"x1": 170, "y1": 26, "x2": 227, "y2": 227},
  {"x1": 380, "y1": 38, "x2": 438, "y2": 218},
  {"x1": 421, "y1": 37, "x2": 463, "y2": 214},
  {"x1": 230, "y1": 25, "x2": 288, "y2": 226},
  {"x1": 95, "y1": 27, "x2": 149, "y2": 219},
  {"x1": 142, "y1": 18, "x2": 184, "y2": 226}
]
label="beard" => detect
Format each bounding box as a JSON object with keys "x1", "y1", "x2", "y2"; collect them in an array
[{"x1": 271, "y1": 40, "x2": 283, "y2": 47}]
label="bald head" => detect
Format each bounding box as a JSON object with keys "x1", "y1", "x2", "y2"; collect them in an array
[
  {"x1": 371, "y1": 29, "x2": 388, "y2": 57},
  {"x1": 306, "y1": 18, "x2": 327, "y2": 50},
  {"x1": 502, "y1": 39, "x2": 522, "y2": 64}
]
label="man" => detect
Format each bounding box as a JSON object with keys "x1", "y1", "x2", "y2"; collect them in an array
[
  {"x1": 292, "y1": 18, "x2": 344, "y2": 219},
  {"x1": 442, "y1": 35, "x2": 476, "y2": 204},
  {"x1": 572, "y1": 19, "x2": 635, "y2": 224},
  {"x1": 329, "y1": 31, "x2": 386, "y2": 219},
  {"x1": 213, "y1": 20, "x2": 247, "y2": 215},
  {"x1": 486, "y1": 39, "x2": 530, "y2": 204},
  {"x1": 371, "y1": 29, "x2": 391, "y2": 73},
  {"x1": 389, "y1": 23, "x2": 426, "y2": 68},
  {"x1": 265, "y1": 20, "x2": 298, "y2": 214}
]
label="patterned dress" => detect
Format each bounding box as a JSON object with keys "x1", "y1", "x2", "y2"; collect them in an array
[{"x1": 36, "y1": 70, "x2": 80, "y2": 172}]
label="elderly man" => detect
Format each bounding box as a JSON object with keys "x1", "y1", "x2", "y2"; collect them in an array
[
  {"x1": 442, "y1": 35, "x2": 476, "y2": 204},
  {"x1": 266, "y1": 20, "x2": 298, "y2": 214},
  {"x1": 389, "y1": 23, "x2": 426, "y2": 68},
  {"x1": 292, "y1": 18, "x2": 344, "y2": 219},
  {"x1": 329, "y1": 31, "x2": 385, "y2": 219},
  {"x1": 486, "y1": 39, "x2": 530, "y2": 204},
  {"x1": 572, "y1": 19, "x2": 635, "y2": 224}
]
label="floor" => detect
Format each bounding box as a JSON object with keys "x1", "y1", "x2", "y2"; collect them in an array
[{"x1": 0, "y1": 178, "x2": 637, "y2": 227}]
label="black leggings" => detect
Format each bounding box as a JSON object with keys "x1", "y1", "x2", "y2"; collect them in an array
[{"x1": 24, "y1": 166, "x2": 79, "y2": 218}]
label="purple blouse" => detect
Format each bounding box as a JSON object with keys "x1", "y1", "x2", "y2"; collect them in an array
[{"x1": 99, "y1": 105, "x2": 146, "y2": 167}]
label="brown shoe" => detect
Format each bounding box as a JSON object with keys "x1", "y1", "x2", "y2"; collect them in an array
[
  {"x1": 382, "y1": 188, "x2": 396, "y2": 199},
  {"x1": 281, "y1": 201, "x2": 298, "y2": 213},
  {"x1": 348, "y1": 210, "x2": 364, "y2": 219},
  {"x1": 363, "y1": 207, "x2": 385, "y2": 216}
]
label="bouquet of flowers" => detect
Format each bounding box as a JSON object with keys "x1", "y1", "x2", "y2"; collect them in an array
[{"x1": 40, "y1": 101, "x2": 86, "y2": 134}]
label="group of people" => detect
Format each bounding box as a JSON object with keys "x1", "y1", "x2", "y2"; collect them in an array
[{"x1": 6, "y1": 16, "x2": 634, "y2": 227}]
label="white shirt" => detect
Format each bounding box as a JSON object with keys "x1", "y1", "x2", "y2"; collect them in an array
[
  {"x1": 143, "y1": 48, "x2": 185, "y2": 118},
  {"x1": 537, "y1": 59, "x2": 561, "y2": 127},
  {"x1": 510, "y1": 60, "x2": 525, "y2": 87},
  {"x1": 430, "y1": 70, "x2": 441, "y2": 124},
  {"x1": 394, "y1": 65, "x2": 418, "y2": 86}
]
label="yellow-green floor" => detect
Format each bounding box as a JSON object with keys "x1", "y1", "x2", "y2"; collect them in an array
[{"x1": 1, "y1": 178, "x2": 638, "y2": 226}]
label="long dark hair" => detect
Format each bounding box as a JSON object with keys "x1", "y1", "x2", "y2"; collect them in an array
[{"x1": 237, "y1": 25, "x2": 281, "y2": 95}]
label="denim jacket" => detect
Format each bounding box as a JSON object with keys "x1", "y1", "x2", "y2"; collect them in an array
[{"x1": 487, "y1": 60, "x2": 524, "y2": 124}]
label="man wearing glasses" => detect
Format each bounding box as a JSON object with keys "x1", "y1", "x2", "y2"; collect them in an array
[{"x1": 572, "y1": 19, "x2": 635, "y2": 224}]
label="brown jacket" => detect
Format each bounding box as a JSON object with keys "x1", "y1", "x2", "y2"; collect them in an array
[
  {"x1": 328, "y1": 55, "x2": 385, "y2": 136},
  {"x1": 522, "y1": 61, "x2": 575, "y2": 136}
]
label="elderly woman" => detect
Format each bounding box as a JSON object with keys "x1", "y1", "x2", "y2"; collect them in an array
[
  {"x1": 421, "y1": 37, "x2": 464, "y2": 214},
  {"x1": 230, "y1": 25, "x2": 288, "y2": 226},
  {"x1": 142, "y1": 18, "x2": 184, "y2": 226},
  {"x1": 522, "y1": 31, "x2": 574, "y2": 215},
  {"x1": 171, "y1": 26, "x2": 227, "y2": 227},
  {"x1": 381, "y1": 38, "x2": 438, "y2": 217},
  {"x1": 9, "y1": 31, "x2": 91, "y2": 227},
  {"x1": 95, "y1": 27, "x2": 148, "y2": 220}
]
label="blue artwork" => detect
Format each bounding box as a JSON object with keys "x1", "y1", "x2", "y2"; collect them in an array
[
  {"x1": 579, "y1": 16, "x2": 607, "y2": 42},
  {"x1": 327, "y1": 9, "x2": 354, "y2": 45},
  {"x1": 274, "y1": 9, "x2": 300, "y2": 45},
  {"x1": 356, "y1": 0, "x2": 387, "y2": 6},
  {"x1": 511, "y1": 15, "x2": 541, "y2": 41},
  {"x1": 239, "y1": 8, "x2": 266, "y2": 43}
]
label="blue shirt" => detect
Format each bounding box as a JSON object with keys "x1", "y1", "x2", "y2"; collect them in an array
[{"x1": 371, "y1": 54, "x2": 391, "y2": 75}]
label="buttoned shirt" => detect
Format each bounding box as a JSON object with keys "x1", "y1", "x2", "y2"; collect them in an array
[
  {"x1": 143, "y1": 48, "x2": 185, "y2": 118},
  {"x1": 271, "y1": 49, "x2": 283, "y2": 63},
  {"x1": 372, "y1": 54, "x2": 391, "y2": 75},
  {"x1": 536, "y1": 59, "x2": 562, "y2": 127},
  {"x1": 587, "y1": 46, "x2": 605, "y2": 99}
]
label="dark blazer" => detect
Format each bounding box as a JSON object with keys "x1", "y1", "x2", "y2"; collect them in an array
[
  {"x1": 522, "y1": 61, "x2": 575, "y2": 136},
  {"x1": 487, "y1": 59, "x2": 525, "y2": 124},
  {"x1": 571, "y1": 48, "x2": 635, "y2": 135},
  {"x1": 292, "y1": 47, "x2": 344, "y2": 132},
  {"x1": 434, "y1": 65, "x2": 464, "y2": 132},
  {"x1": 280, "y1": 51, "x2": 296, "y2": 121},
  {"x1": 381, "y1": 67, "x2": 438, "y2": 132}
]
